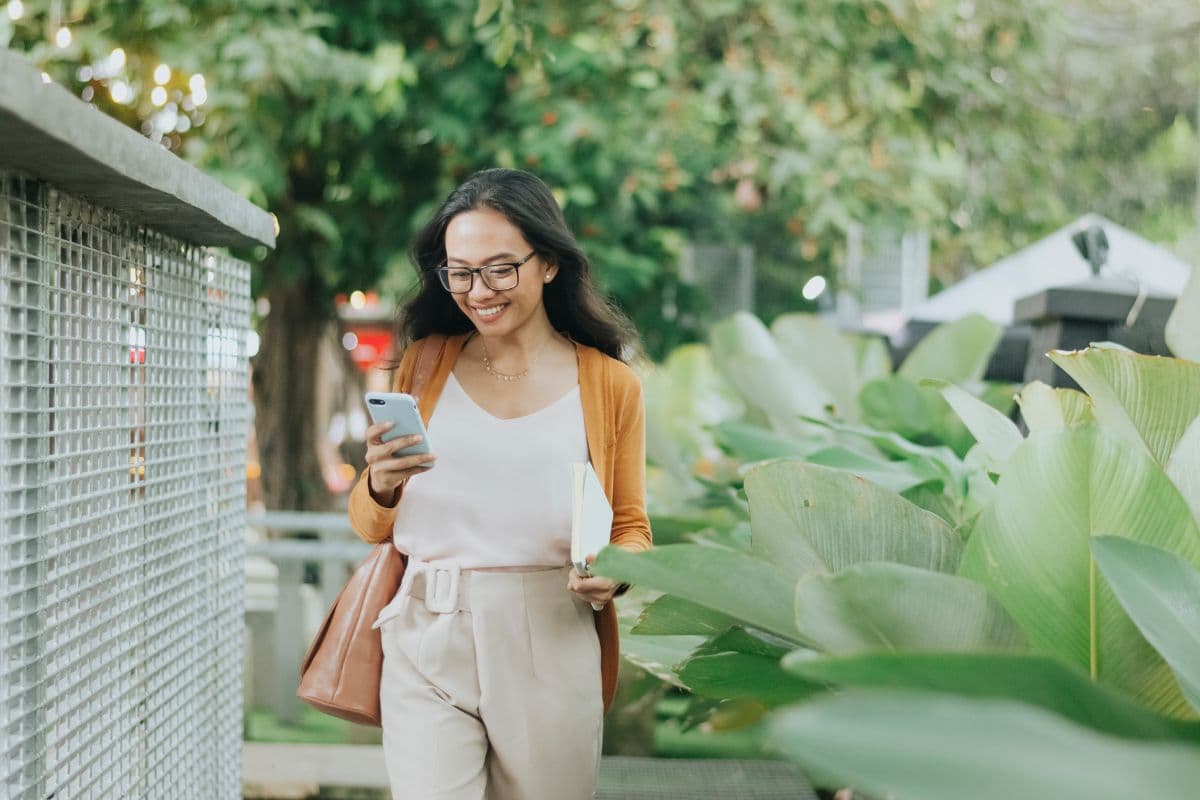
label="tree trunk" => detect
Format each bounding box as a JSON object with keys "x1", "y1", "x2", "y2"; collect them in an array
[{"x1": 253, "y1": 273, "x2": 333, "y2": 512}]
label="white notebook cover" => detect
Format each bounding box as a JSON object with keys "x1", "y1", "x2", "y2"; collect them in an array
[{"x1": 571, "y1": 462, "x2": 613, "y2": 577}]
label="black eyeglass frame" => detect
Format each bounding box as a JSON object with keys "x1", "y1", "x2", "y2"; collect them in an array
[{"x1": 434, "y1": 251, "x2": 537, "y2": 294}]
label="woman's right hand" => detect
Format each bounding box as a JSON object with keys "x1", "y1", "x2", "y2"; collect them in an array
[{"x1": 365, "y1": 421, "x2": 437, "y2": 506}]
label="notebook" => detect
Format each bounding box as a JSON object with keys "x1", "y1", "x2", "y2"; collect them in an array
[{"x1": 571, "y1": 462, "x2": 613, "y2": 578}]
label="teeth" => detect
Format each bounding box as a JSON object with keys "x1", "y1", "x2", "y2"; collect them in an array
[{"x1": 477, "y1": 306, "x2": 504, "y2": 317}]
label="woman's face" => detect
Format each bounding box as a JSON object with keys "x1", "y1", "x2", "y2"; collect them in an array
[{"x1": 443, "y1": 207, "x2": 557, "y2": 338}]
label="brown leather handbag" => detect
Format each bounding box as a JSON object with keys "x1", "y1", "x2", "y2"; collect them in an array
[{"x1": 296, "y1": 335, "x2": 445, "y2": 726}]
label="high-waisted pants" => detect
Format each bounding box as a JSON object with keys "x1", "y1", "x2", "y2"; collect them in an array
[{"x1": 372, "y1": 560, "x2": 603, "y2": 800}]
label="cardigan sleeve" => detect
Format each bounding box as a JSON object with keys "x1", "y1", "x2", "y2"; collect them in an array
[
  {"x1": 608, "y1": 367, "x2": 653, "y2": 553},
  {"x1": 347, "y1": 344, "x2": 418, "y2": 544}
]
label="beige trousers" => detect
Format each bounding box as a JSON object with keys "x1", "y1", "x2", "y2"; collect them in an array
[{"x1": 374, "y1": 561, "x2": 603, "y2": 800}]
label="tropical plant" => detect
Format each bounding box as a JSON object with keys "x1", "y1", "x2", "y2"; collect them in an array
[{"x1": 598, "y1": 292, "x2": 1200, "y2": 797}]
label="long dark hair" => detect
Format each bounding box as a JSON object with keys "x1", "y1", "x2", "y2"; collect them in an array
[{"x1": 398, "y1": 168, "x2": 639, "y2": 362}]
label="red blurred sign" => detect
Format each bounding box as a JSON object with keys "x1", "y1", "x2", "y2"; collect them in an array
[{"x1": 346, "y1": 327, "x2": 393, "y2": 372}]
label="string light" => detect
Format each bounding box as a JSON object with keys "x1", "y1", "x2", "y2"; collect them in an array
[
  {"x1": 6, "y1": 1, "x2": 23, "y2": 21},
  {"x1": 154, "y1": 64, "x2": 171, "y2": 85},
  {"x1": 54, "y1": 26, "x2": 71, "y2": 48},
  {"x1": 109, "y1": 48, "x2": 126, "y2": 69},
  {"x1": 151, "y1": 86, "x2": 167, "y2": 106}
]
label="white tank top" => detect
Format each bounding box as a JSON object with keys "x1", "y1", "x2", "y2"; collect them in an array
[{"x1": 390, "y1": 372, "x2": 589, "y2": 569}]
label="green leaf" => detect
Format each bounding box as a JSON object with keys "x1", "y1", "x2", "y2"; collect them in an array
[
  {"x1": 744, "y1": 460, "x2": 963, "y2": 579},
  {"x1": 781, "y1": 651, "x2": 1200, "y2": 743},
  {"x1": 1016, "y1": 380, "x2": 1095, "y2": 431},
  {"x1": 1048, "y1": 347, "x2": 1200, "y2": 465},
  {"x1": 696, "y1": 627, "x2": 797, "y2": 660},
  {"x1": 292, "y1": 204, "x2": 342, "y2": 244},
  {"x1": 1092, "y1": 537, "x2": 1200, "y2": 713},
  {"x1": 472, "y1": 0, "x2": 501, "y2": 27},
  {"x1": 710, "y1": 312, "x2": 834, "y2": 435},
  {"x1": 492, "y1": 22, "x2": 519, "y2": 65},
  {"x1": 1166, "y1": 265, "x2": 1200, "y2": 362},
  {"x1": 927, "y1": 379, "x2": 1022, "y2": 470},
  {"x1": 805, "y1": 447, "x2": 940, "y2": 494},
  {"x1": 770, "y1": 313, "x2": 860, "y2": 421},
  {"x1": 679, "y1": 652, "x2": 823, "y2": 706},
  {"x1": 593, "y1": 545, "x2": 802, "y2": 642},
  {"x1": 711, "y1": 421, "x2": 816, "y2": 462},
  {"x1": 961, "y1": 426, "x2": 1200, "y2": 715},
  {"x1": 794, "y1": 563, "x2": 1024, "y2": 653},
  {"x1": 898, "y1": 314, "x2": 1003, "y2": 384},
  {"x1": 846, "y1": 333, "x2": 893, "y2": 383},
  {"x1": 859, "y1": 375, "x2": 937, "y2": 439},
  {"x1": 633, "y1": 595, "x2": 739, "y2": 637},
  {"x1": 1166, "y1": 416, "x2": 1200, "y2": 525},
  {"x1": 618, "y1": 633, "x2": 707, "y2": 687},
  {"x1": 768, "y1": 690, "x2": 1200, "y2": 800}
]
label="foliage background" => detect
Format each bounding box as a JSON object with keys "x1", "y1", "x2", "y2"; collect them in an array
[{"x1": 4, "y1": 0, "x2": 1199, "y2": 510}]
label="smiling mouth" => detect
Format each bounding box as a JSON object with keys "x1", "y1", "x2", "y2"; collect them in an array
[{"x1": 473, "y1": 304, "x2": 508, "y2": 318}]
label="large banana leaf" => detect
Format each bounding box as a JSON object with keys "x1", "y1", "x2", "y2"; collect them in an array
[
  {"x1": 1016, "y1": 380, "x2": 1095, "y2": 431},
  {"x1": 709, "y1": 312, "x2": 833, "y2": 435},
  {"x1": 616, "y1": 618, "x2": 705, "y2": 687},
  {"x1": 710, "y1": 421, "x2": 818, "y2": 462},
  {"x1": 960, "y1": 425, "x2": 1200, "y2": 716},
  {"x1": 593, "y1": 544, "x2": 802, "y2": 642},
  {"x1": 898, "y1": 314, "x2": 1002, "y2": 384},
  {"x1": 793, "y1": 563, "x2": 1024, "y2": 653},
  {"x1": 1092, "y1": 537, "x2": 1200, "y2": 713},
  {"x1": 1168, "y1": 417, "x2": 1200, "y2": 524},
  {"x1": 1049, "y1": 347, "x2": 1200, "y2": 465},
  {"x1": 1166, "y1": 264, "x2": 1199, "y2": 362},
  {"x1": 770, "y1": 313, "x2": 860, "y2": 421},
  {"x1": 768, "y1": 690, "x2": 1200, "y2": 800},
  {"x1": 847, "y1": 333, "x2": 892, "y2": 382},
  {"x1": 642, "y1": 344, "x2": 743, "y2": 483},
  {"x1": 678, "y1": 651, "x2": 823, "y2": 707},
  {"x1": 633, "y1": 595, "x2": 739, "y2": 636},
  {"x1": 930, "y1": 380, "x2": 1022, "y2": 470},
  {"x1": 780, "y1": 651, "x2": 1200, "y2": 743},
  {"x1": 744, "y1": 460, "x2": 963, "y2": 579},
  {"x1": 859, "y1": 375, "x2": 938, "y2": 439},
  {"x1": 804, "y1": 446, "x2": 942, "y2": 494}
]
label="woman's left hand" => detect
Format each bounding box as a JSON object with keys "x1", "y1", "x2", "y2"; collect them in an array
[{"x1": 568, "y1": 555, "x2": 618, "y2": 609}]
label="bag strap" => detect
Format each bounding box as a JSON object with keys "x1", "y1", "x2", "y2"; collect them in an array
[{"x1": 406, "y1": 334, "x2": 447, "y2": 399}]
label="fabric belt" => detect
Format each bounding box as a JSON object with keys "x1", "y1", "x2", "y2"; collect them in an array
[{"x1": 403, "y1": 561, "x2": 469, "y2": 614}]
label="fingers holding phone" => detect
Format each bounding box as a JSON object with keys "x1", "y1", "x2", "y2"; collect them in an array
[{"x1": 364, "y1": 393, "x2": 437, "y2": 504}]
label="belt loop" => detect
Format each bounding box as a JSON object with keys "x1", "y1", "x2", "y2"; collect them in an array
[{"x1": 423, "y1": 564, "x2": 461, "y2": 614}]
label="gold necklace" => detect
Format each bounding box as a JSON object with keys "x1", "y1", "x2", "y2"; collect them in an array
[{"x1": 480, "y1": 335, "x2": 552, "y2": 382}]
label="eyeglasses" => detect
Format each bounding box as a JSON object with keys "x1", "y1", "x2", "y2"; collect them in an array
[{"x1": 435, "y1": 252, "x2": 537, "y2": 294}]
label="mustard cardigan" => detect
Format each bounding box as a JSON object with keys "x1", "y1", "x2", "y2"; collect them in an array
[{"x1": 348, "y1": 333, "x2": 653, "y2": 712}]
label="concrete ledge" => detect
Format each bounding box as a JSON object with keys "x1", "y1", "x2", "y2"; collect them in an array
[
  {"x1": 242, "y1": 743, "x2": 819, "y2": 799},
  {"x1": 0, "y1": 48, "x2": 275, "y2": 249}
]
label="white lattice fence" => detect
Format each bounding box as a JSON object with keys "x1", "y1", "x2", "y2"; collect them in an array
[{"x1": 0, "y1": 169, "x2": 250, "y2": 799}]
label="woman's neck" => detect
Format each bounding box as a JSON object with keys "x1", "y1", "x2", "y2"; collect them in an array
[{"x1": 475, "y1": 314, "x2": 559, "y2": 360}]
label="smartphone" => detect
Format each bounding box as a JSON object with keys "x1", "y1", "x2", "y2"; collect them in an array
[{"x1": 364, "y1": 392, "x2": 432, "y2": 457}]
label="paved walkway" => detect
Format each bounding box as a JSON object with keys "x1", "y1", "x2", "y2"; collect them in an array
[{"x1": 243, "y1": 743, "x2": 818, "y2": 799}]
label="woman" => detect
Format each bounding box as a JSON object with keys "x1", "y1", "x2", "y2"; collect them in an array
[{"x1": 348, "y1": 168, "x2": 652, "y2": 800}]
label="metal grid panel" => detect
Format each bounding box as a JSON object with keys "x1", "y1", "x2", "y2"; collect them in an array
[{"x1": 0, "y1": 169, "x2": 250, "y2": 800}]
